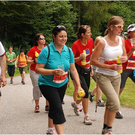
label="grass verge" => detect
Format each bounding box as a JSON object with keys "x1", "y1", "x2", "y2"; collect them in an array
[{"x1": 66, "y1": 77, "x2": 135, "y2": 109}]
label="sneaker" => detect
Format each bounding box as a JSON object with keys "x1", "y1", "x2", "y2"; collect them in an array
[
  {"x1": 71, "y1": 102, "x2": 80, "y2": 116},
  {"x1": 89, "y1": 91, "x2": 94, "y2": 102},
  {"x1": 84, "y1": 115, "x2": 92, "y2": 125},
  {"x1": 102, "y1": 128, "x2": 112, "y2": 134},
  {"x1": 71, "y1": 102, "x2": 76, "y2": 108},
  {"x1": 45, "y1": 105, "x2": 49, "y2": 111},
  {"x1": 35, "y1": 105, "x2": 40, "y2": 113},
  {"x1": 78, "y1": 104, "x2": 83, "y2": 112},
  {"x1": 97, "y1": 100, "x2": 105, "y2": 107},
  {"x1": 10, "y1": 80, "x2": 13, "y2": 84},
  {"x1": 115, "y1": 111, "x2": 123, "y2": 119},
  {"x1": 21, "y1": 80, "x2": 25, "y2": 85},
  {"x1": 46, "y1": 128, "x2": 57, "y2": 135}
]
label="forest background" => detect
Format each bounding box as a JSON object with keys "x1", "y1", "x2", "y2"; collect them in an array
[
  {"x1": 1, "y1": 1, "x2": 135, "y2": 108},
  {"x1": 0, "y1": 1, "x2": 135, "y2": 54}
]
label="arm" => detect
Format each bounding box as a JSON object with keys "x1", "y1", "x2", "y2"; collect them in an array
[
  {"x1": 120, "y1": 38, "x2": 128, "y2": 63},
  {"x1": 13, "y1": 55, "x2": 16, "y2": 62},
  {"x1": 125, "y1": 39, "x2": 135, "y2": 59},
  {"x1": 27, "y1": 56, "x2": 35, "y2": 65},
  {"x1": 35, "y1": 63, "x2": 64, "y2": 76},
  {"x1": 0, "y1": 55, "x2": 7, "y2": 86},
  {"x1": 15, "y1": 59, "x2": 18, "y2": 68},
  {"x1": 74, "y1": 53, "x2": 86, "y2": 62}
]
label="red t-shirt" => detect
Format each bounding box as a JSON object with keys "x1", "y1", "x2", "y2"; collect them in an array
[
  {"x1": 72, "y1": 38, "x2": 94, "y2": 68},
  {"x1": 28, "y1": 45, "x2": 46, "y2": 71},
  {"x1": 123, "y1": 39, "x2": 135, "y2": 70}
]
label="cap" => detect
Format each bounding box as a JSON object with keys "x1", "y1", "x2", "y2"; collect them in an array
[{"x1": 127, "y1": 24, "x2": 135, "y2": 33}]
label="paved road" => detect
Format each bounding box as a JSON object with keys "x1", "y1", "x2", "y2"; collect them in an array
[{"x1": 0, "y1": 74, "x2": 135, "y2": 134}]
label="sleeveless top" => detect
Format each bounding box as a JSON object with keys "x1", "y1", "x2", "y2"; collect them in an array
[{"x1": 96, "y1": 36, "x2": 123, "y2": 76}]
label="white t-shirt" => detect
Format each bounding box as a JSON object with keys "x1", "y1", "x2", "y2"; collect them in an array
[
  {"x1": 0, "y1": 41, "x2": 5, "y2": 77},
  {"x1": 96, "y1": 36, "x2": 123, "y2": 76}
]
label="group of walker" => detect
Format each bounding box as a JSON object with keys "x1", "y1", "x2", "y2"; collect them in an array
[
  {"x1": 1, "y1": 15, "x2": 135, "y2": 135},
  {"x1": 6, "y1": 46, "x2": 28, "y2": 85}
]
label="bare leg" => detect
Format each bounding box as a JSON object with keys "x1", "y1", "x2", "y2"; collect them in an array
[
  {"x1": 96, "y1": 84, "x2": 102, "y2": 101},
  {"x1": 104, "y1": 108, "x2": 116, "y2": 127},
  {"x1": 119, "y1": 88, "x2": 124, "y2": 98},
  {"x1": 82, "y1": 98, "x2": 88, "y2": 114},
  {"x1": 55, "y1": 123, "x2": 64, "y2": 134},
  {"x1": 35, "y1": 99, "x2": 39, "y2": 106},
  {"x1": 73, "y1": 80, "x2": 78, "y2": 102},
  {"x1": 91, "y1": 86, "x2": 96, "y2": 95},
  {"x1": 21, "y1": 71, "x2": 25, "y2": 82},
  {"x1": 48, "y1": 117, "x2": 54, "y2": 128},
  {"x1": 11, "y1": 76, "x2": 13, "y2": 81},
  {"x1": 46, "y1": 100, "x2": 49, "y2": 106}
]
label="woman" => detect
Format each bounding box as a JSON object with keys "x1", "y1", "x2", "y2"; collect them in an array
[
  {"x1": 27, "y1": 33, "x2": 49, "y2": 113},
  {"x1": 71, "y1": 25, "x2": 94, "y2": 125},
  {"x1": 118, "y1": 24, "x2": 135, "y2": 119},
  {"x1": 15, "y1": 49, "x2": 28, "y2": 85},
  {"x1": 90, "y1": 16, "x2": 127, "y2": 134},
  {"x1": 90, "y1": 36, "x2": 105, "y2": 107},
  {"x1": 35, "y1": 25, "x2": 84, "y2": 134},
  {"x1": 0, "y1": 42, "x2": 7, "y2": 102},
  {"x1": 6, "y1": 46, "x2": 16, "y2": 84}
]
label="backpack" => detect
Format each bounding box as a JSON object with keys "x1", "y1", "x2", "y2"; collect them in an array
[{"x1": 46, "y1": 45, "x2": 70, "y2": 59}]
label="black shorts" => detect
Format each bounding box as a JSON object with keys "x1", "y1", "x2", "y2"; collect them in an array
[
  {"x1": 72, "y1": 63, "x2": 91, "y2": 98},
  {"x1": 39, "y1": 83, "x2": 67, "y2": 124},
  {"x1": 8, "y1": 65, "x2": 15, "y2": 76},
  {"x1": 120, "y1": 70, "x2": 135, "y2": 89}
]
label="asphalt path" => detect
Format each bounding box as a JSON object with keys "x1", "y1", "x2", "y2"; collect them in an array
[{"x1": 0, "y1": 74, "x2": 135, "y2": 134}]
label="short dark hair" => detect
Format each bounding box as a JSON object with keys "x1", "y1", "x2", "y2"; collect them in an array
[
  {"x1": 52, "y1": 25, "x2": 67, "y2": 37},
  {"x1": 76, "y1": 25, "x2": 91, "y2": 39},
  {"x1": 20, "y1": 48, "x2": 25, "y2": 53},
  {"x1": 8, "y1": 46, "x2": 13, "y2": 50}
]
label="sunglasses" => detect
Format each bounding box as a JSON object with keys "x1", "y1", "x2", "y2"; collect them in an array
[
  {"x1": 84, "y1": 25, "x2": 88, "y2": 29},
  {"x1": 39, "y1": 37, "x2": 45, "y2": 40},
  {"x1": 56, "y1": 25, "x2": 66, "y2": 29},
  {"x1": 114, "y1": 25, "x2": 123, "y2": 29}
]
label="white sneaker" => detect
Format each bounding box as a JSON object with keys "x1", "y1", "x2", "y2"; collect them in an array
[
  {"x1": 46, "y1": 128, "x2": 57, "y2": 135},
  {"x1": 84, "y1": 115, "x2": 92, "y2": 125}
]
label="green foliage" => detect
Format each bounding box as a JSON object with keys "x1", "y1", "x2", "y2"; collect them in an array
[
  {"x1": 1, "y1": 1, "x2": 135, "y2": 51},
  {"x1": 0, "y1": 1, "x2": 77, "y2": 51},
  {"x1": 66, "y1": 77, "x2": 135, "y2": 109}
]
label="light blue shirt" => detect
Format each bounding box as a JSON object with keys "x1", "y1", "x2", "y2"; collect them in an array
[{"x1": 37, "y1": 41, "x2": 74, "y2": 88}]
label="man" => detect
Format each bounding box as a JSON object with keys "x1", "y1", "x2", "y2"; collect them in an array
[{"x1": 0, "y1": 41, "x2": 7, "y2": 99}]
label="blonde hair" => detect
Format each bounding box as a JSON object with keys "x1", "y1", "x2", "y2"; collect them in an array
[
  {"x1": 95, "y1": 36, "x2": 102, "y2": 46},
  {"x1": 104, "y1": 16, "x2": 124, "y2": 36}
]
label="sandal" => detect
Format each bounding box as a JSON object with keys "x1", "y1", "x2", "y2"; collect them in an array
[
  {"x1": 35, "y1": 105, "x2": 40, "y2": 113},
  {"x1": 45, "y1": 105, "x2": 49, "y2": 111}
]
